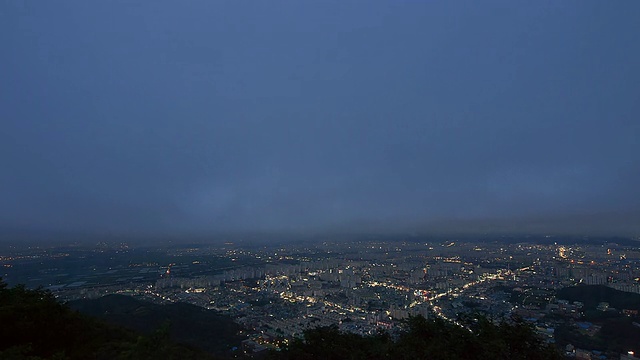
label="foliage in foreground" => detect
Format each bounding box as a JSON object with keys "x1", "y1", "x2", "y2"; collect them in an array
[
  {"x1": 274, "y1": 315, "x2": 563, "y2": 360},
  {"x1": 0, "y1": 279, "x2": 214, "y2": 360},
  {"x1": 69, "y1": 294, "x2": 243, "y2": 355},
  {"x1": 1, "y1": 277, "x2": 563, "y2": 360}
]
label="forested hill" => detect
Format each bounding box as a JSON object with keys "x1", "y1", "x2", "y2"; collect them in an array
[
  {"x1": 2, "y1": 278, "x2": 562, "y2": 360},
  {"x1": 557, "y1": 284, "x2": 640, "y2": 310},
  {"x1": 68, "y1": 294, "x2": 243, "y2": 355},
  {"x1": 0, "y1": 279, "x2": 215, "y2": 360}
]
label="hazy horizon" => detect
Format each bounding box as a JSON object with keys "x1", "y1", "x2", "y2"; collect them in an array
[{"x1": 2, "y1": 1, "x2": 639, "y2": 241}]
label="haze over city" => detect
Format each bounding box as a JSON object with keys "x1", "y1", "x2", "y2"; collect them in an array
[{"x1": 2, "y1": 1, "x2": 639, "y2": 240}]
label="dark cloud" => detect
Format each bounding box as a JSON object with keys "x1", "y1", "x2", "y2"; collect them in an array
[{"x1": 1, "y1": 1, "x2": 639, "y2": 238}]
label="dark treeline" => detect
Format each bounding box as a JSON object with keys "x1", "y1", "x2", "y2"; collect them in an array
[
  {"x1": 0, "y1": 278, "x2": 214, "y2": 360},
  {"x1": 1, "y1": 278, "x2": 562, "y2": 360},
  {"x1": 272, "y1": 315, "x2": 563, "y2": 360}
]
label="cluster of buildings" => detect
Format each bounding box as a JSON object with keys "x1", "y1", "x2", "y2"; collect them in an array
[{"x1": 3, "y1": 238, "x2": 640, "y2": 358}]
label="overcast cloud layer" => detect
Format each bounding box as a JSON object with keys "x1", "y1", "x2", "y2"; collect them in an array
[{"x1": 2, "y1": 1, "x2": 639, "y2": 238}]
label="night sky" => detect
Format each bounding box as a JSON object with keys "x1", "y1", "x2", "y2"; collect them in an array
[{"x1": 2, "y1": 1, "x2": 639, "y2": 239}]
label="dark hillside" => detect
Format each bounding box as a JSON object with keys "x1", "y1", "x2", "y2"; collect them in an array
[
  {"x1": 0, "y1": 277, "x2": 565, "y2": 360},
  {"x1": 69, "y1": 294, "x2": 244, "y2": 355},
  {"x1": 0, "y1": 279, "x2": 213, "y2": 360},
  {"x1": 557, "y1": 285, "x2": 640, "y2": 310}
]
